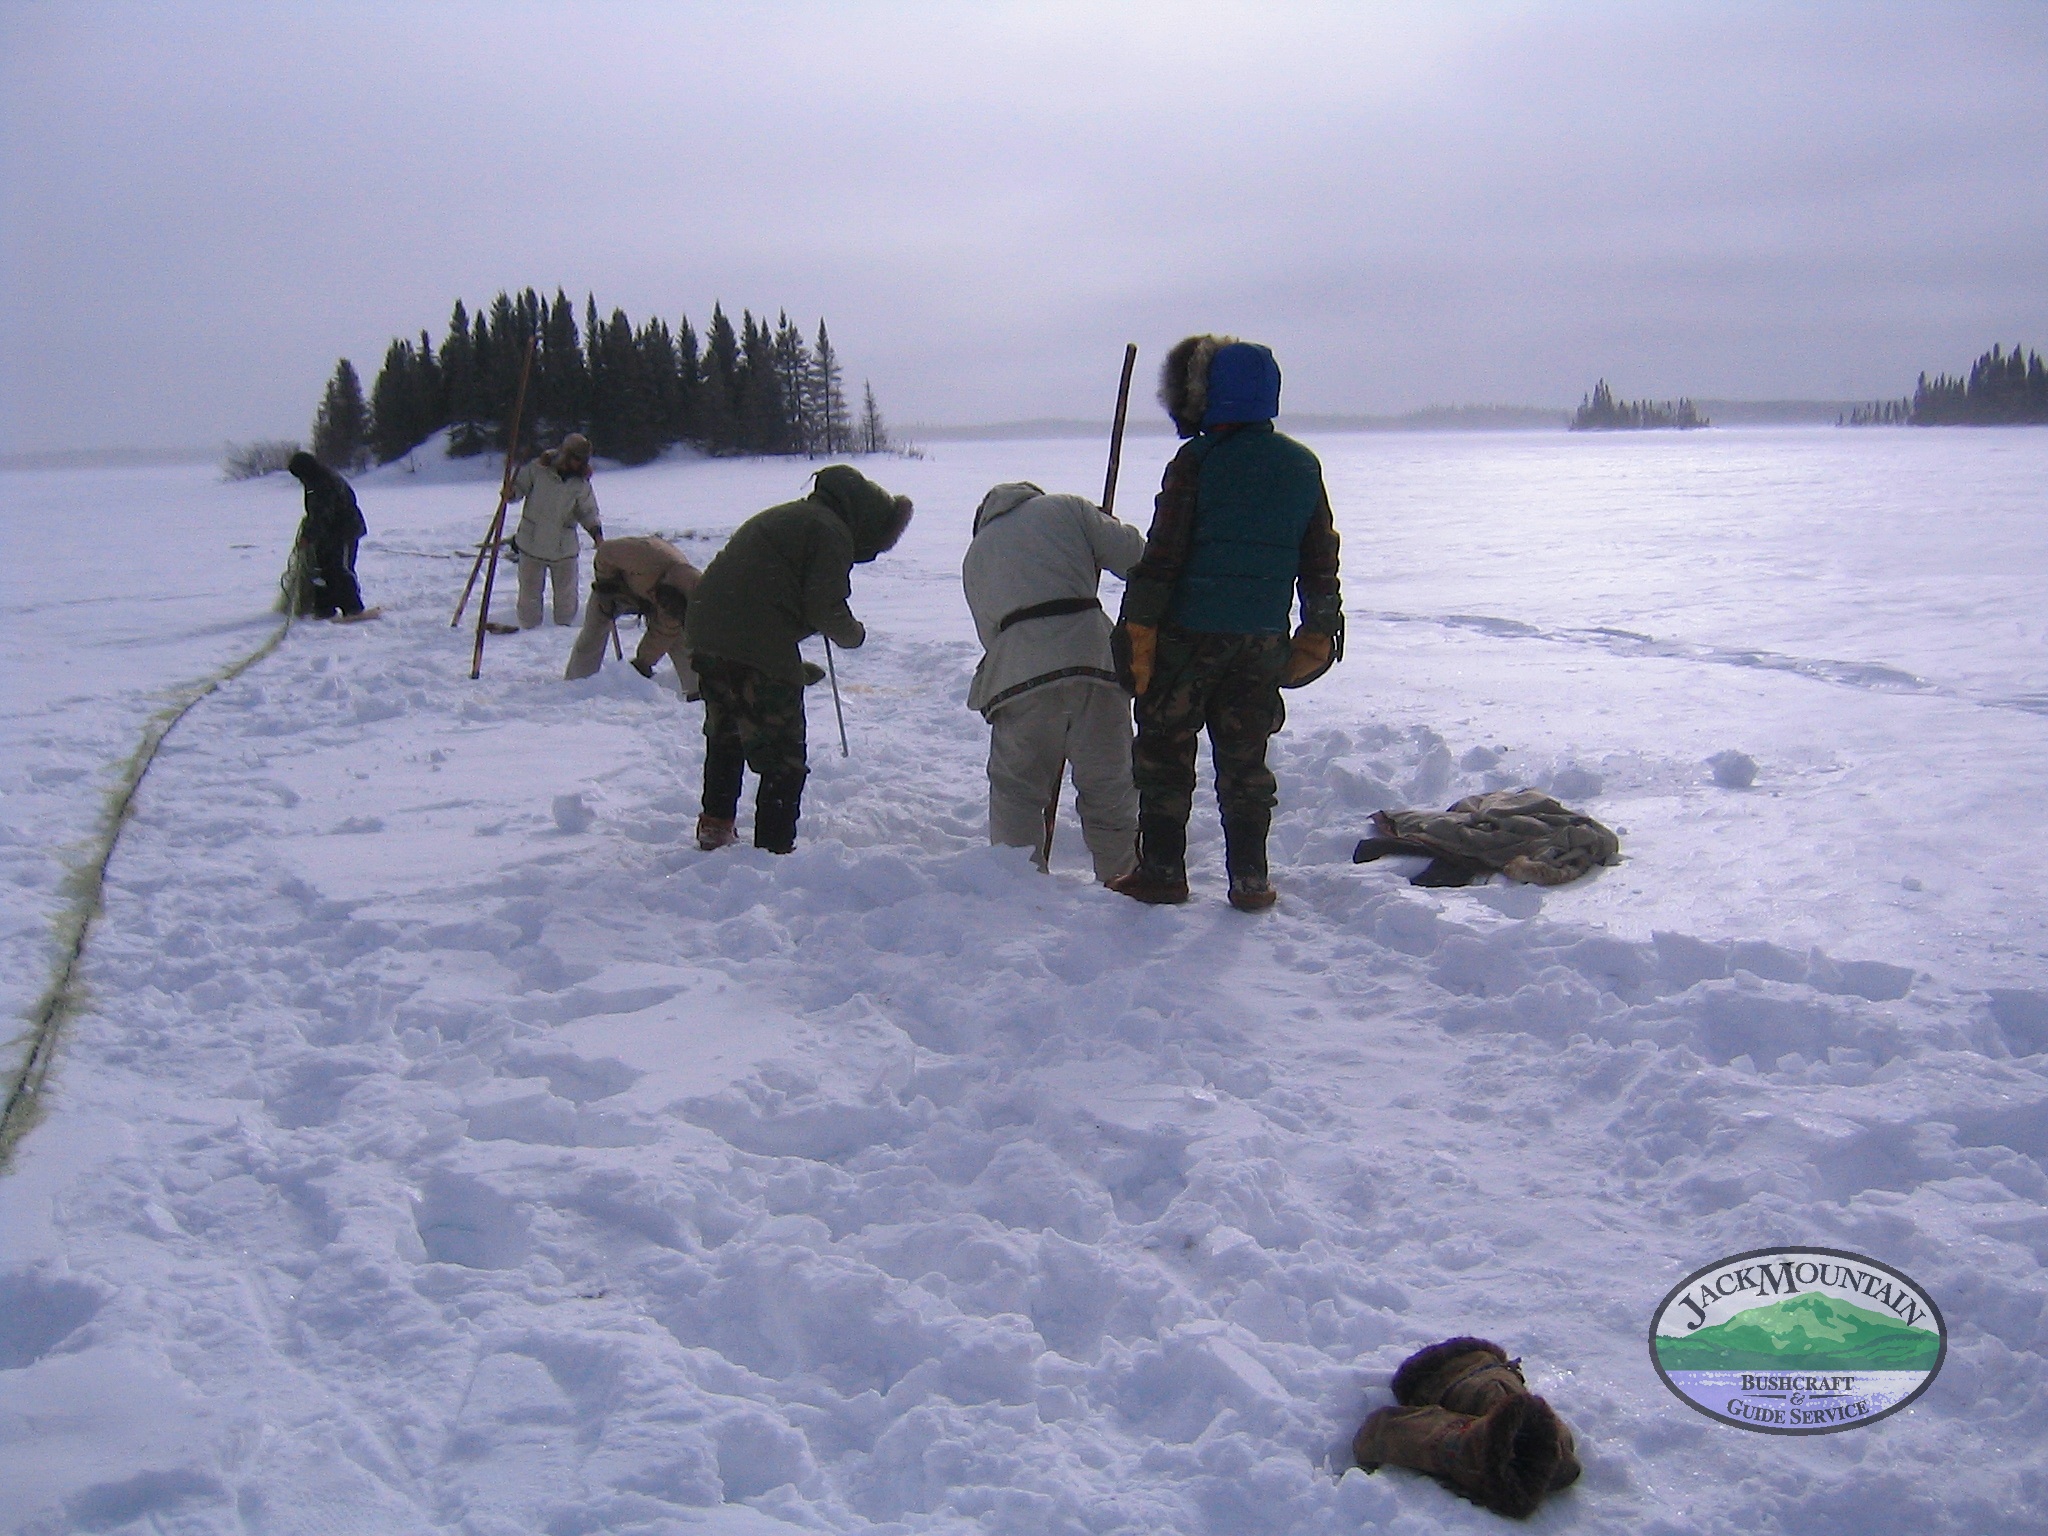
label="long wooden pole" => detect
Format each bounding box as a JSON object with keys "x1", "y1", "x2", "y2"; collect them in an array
[
  {"x1": 1101, "y1": 342, "x2": 1138, "y2": 517},
  {"x1": 466, "y1": 338, "x2": 538, "y2": 680},
  {"x1": 452, "y1": 335, "x2": 537, "y2": 629}
]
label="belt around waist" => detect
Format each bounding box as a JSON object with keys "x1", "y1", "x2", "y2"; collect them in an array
[{"x1": 997, "y1": 596, "x2": 1101, "y2": 633}]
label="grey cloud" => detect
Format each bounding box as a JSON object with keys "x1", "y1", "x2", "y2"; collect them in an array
[{"x1": 2, "y1": 1, "x2": 2042, "y2": 450}]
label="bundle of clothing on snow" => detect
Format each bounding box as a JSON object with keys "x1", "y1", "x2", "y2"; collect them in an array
[{"x1": 1353, "y1": 789, "x2": 1621, "y2": 888}]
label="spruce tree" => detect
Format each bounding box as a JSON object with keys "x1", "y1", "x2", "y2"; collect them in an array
[
  {"x1": 773, "y1": 312, "x2": 813, "y2": 453},
  {"x1": 368, "y1": 338, "x2": 423, "y2": 463},
  {"x1": 812, "y1": 320, "x2": 850, "y2": 453},
  {"x1": 535, "y1": 289, "x2": 587, "y2": 444},
  {"x1": 637, "y1": 316, "x2": 679, "y2": 455},
  {"x1": 859, "y1": 380, "x2": 889, "y2": 454},
  {"x1": 311, "y1": 358, "x2": 369, "y2": 470},
  {"x1": 674, "y1": 316, "x2": 702, "y2": 446},
  {"x1": 441, "y1": 300, "x2": 485, "y2": 457},
  {"x1": 737, "y1": 310, "x2": 786, "y2": 453},
  {"x1": 701, "y1": 304, "x2": 740, "y2": 453}
]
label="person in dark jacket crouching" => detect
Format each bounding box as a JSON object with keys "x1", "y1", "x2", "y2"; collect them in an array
[
  {"x1": 286, "y1": 451, "x2": 373, "y2": 620},
  {"x1": 1109, "y1": 337, "x2": 1343, "y2": 910},
  {"x1": 684, "y1": 465, "x2": 913, "y2": 854}
]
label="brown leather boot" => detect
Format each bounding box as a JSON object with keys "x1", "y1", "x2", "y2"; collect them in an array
[
  {"x1": 1352, "y1": 1399, "x2": 1561, "y2": 1520},
  {"x1": 1226, "y1": 874, "x2": 1276, "y2": 912},
  {"x1": 1109, "y1": 815, "x2": 1190, "y2": 904},
  {"x1": 1107, "y1": 866, "x2": 1190, "y2": 904},
  {"x1": 1391, "y1": 1337, "x2": 1580, "y2": 1489},
  {"x1": 695, "y1": 814, "x2": 739, "y2": 852}
]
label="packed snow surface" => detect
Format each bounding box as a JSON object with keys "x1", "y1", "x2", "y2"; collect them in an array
[{"x1": 2, "y1": 427, "x2": 2045, "y2": 1534}]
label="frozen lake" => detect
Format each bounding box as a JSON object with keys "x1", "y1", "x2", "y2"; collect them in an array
[{"x1": 1, "y1": 425, "x2": 2043, "y2": 1533}]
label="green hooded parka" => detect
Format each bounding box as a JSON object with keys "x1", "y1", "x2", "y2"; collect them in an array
[{"x1": 685, "y1": 465, "x2": 912, "y2": 686}]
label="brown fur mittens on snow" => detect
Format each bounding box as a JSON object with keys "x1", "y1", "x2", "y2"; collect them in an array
[{"x1": 1353, "y1": 1337, "x2": 1580, "y2": 1519}]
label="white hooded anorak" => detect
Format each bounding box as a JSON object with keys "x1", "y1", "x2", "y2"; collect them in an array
[{"x1": 962, "y1": 483, "x2": 1146, "y2": 717}]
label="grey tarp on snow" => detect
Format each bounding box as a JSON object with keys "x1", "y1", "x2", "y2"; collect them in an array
[{"x1": 1357, "y1": 789, "x2": 1621, "y2": 886}]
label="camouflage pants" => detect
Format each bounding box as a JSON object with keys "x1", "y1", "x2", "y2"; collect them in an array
[
  {"x1": 695, "y1": 656, "x2": 808, "y2": 849},
  {"x1": 1132, "y1": 630, "x2": 1289, "y2": 834}
]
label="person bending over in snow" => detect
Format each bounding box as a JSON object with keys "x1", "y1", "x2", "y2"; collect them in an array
[
  {"x1": 685, "y1": 465, "x2": 913, "y2": 854},
  {"x1": 962, "y1": 481, "x2": 1146, "y2": 882},
  {"x1": 1109, "y1": 336, "x2": 1343, "y2": 911},
  {"x1": 286, "y1": 451, "x2": 374, "y2": 620},
  {"x1": 564, "y1": 534, "x2": 703, "y2": 688},
  {"x1": 509, "y1": 433, "x2": 604, "y2": 628}
]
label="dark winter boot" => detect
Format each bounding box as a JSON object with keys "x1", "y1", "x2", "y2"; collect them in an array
[
  {"x1": 752, "y1": 769, "x2": 807, "y2": 855},
  {"x1": 1222, "y1": 814, "x2": 1275, "y2": 912},
  {"x1": 701, "y1": 739, "x2": 746, "y2": 824},
  {"x1": 1107, "y1": 814, "x2": 1189, "y2": 904},
  {"x1": 695, "y1": 815, "x2": 739, "y2": 852},
  {"x1": 1352, "y1": 1400, "x2": 1561, "y2": 1520},
  {"x1": 1392, "y1": 1338, "x2": 1581, "y2": 1490}
]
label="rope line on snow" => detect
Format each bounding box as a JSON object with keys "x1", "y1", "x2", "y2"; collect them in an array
[{"x1": 0, "y1": 614, "x2": 296, "y2": 1169}]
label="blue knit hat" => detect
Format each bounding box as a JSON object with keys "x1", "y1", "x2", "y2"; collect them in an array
[{"x1": 1200, "y1": 342, "x2": 1281, "y2": 427}]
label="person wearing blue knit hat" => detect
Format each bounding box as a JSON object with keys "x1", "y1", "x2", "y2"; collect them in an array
[{"x1": 1109, "y1": 335, "x2": 1344, "y2": 910}]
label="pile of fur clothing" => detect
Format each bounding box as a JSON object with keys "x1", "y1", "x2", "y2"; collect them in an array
[{"x1": 1354, "y1": 788, "x2": 1621, "y2": 888}]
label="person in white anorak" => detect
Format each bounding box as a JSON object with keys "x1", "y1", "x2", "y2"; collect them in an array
[
  {"x1": 962, "y1": 481, "x2": 1147, "y2": 882},
  {"x1": 509, "y1": 432, "x2": 604, "y2": 627}
]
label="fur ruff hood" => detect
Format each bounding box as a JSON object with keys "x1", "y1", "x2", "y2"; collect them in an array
[
  {"x1": 1159, "y1": 334, "x2": 1238, "y2": 438},
  {"x1": 812, "y1": 464, "x2": 914, "y2": 562}
]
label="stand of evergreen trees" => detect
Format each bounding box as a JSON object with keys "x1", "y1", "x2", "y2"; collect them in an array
[
  {"x1": 1908, "y1": 344, "x2": 2047, "y2": 425},
  {"x1": 309, "y1": 288, "x2": 887, "y2": 470},
  {"x1": 1570, "y1": 379, "x2": 1708, "y2": 431},
  {"x1": 1841, "y1": 398, "x2": 1912, "y2": 426}
]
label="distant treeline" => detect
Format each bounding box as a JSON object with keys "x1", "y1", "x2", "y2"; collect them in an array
[
  {"x1": 1570, "y1": 380, "x2": 1707, "y2": 431},
  {"x1": 1843, "y1": 343, "x2": 2047, "y2": 427},
  {"x1": 309, "y1": 288, "x2": 889, "y2": 470}
]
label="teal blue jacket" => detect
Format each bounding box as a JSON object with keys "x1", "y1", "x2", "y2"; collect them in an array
[{"x1": 1120, "y1": 424, "x2": 1341, "y2": 636}]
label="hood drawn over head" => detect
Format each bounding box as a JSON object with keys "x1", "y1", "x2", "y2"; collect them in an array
[
  {"x1": 972, "y1": 481, "x2": 1044, "y2": 535},
  {"x1": 811, "y1": 464, "x2": 914, "y2": 561},
  {"x1": 1201, "y1": 342, "x2": 1281, "y2": 428},
  {"x1": 1159, "y1": 334, "x2": 1237, "y2": 437}
]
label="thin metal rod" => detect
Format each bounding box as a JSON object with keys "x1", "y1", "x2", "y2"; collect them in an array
[
  {"x1": 1101, "y1": 342, "x2": 1138, "y2": 517},
  {"x1": 824, "y1": 639, "x2": 849, "y2": 757}
]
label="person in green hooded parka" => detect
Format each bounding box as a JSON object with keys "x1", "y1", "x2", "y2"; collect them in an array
[{"x1": 685, "y1": 464, "x2": 914, "y2": 853}]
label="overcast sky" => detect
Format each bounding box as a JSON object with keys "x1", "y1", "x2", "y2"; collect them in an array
[{"x1": 3, "y1": 2, "x2": 2043, "y2": 452}]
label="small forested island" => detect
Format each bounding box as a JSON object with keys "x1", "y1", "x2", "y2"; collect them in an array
[
  {"x1": 1842, "y1": 343, "x2": 2046, "y2": 426},
  {"x1": 1570, "y1": 379, "x2": 1708, "y2": 431},
  {"x1": 303, "y1": 287, "x2": 887, "y2": 471}
]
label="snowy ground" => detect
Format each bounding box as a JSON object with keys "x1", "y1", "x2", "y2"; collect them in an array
[{"x1": 2, "y1": 427, "x2": 2044, "y2": 1535}]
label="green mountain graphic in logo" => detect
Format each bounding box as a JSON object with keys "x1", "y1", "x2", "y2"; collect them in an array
[{"x1": 1656, "y1": 1291, "x2": 1941, "y2": 1373}]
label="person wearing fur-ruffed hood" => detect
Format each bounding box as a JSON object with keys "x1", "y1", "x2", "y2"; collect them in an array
[
  {"x1": 509, "y1": 433, "x2": 604, "y2": 628},
  {"x1": 1108, "y1": 336, "x2": 1344, "y2": 911},
  {"x1": 685, "y1": 465, "x2": 914, "y2": 854}
]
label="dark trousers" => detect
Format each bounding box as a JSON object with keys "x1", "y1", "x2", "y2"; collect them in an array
[
  {"x1": 1131, "y1": 630, "x2": 1288, "y2": 875},
  {"x1": 695, "y1": 656, "x2": 809, "y2": 852},
  {"x1": 303, "y1": 535, "x2": 363, "y2": 618}
]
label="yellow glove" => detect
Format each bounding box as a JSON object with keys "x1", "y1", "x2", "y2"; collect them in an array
[
  {"x1": 1281, "y1": 629, "x2": 1334, "y2": 687},
  {"x1": 1122, "y1": 622, "x2": 1158, "y2": 697}
]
